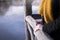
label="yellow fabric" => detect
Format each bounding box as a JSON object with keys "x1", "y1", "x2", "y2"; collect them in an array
[{"x1": 38, "y1": 0, "x2": 54, "y2": 23}]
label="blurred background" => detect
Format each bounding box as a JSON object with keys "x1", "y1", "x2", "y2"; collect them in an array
[{"x1": 0, "y1": 0, "x2": 41, "y2": 40}]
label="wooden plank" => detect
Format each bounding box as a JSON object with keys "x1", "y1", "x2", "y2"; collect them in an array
[
  {"x1": 25, "y1": 16, "x2": 36, "y2": 30},
  {"x1": 34, "y1": 30, "x2": 53, "y2": 40},
  {"x1": 24, "y1": 0, "x2": 32, "y2": 40},
  {"x1": 25, "y1": 21, "x2": 31, "y2": 40},
  {"x1": 27, "y1": 23, "x2": 35, "y2": 40},
  {"x1": 25, "y1": 16, "x2": 53, "y2": 40}
]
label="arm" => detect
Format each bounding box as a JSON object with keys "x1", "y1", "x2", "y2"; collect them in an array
[{"x1": 43, "y1": 16, "x2": 60, "y2": 34}]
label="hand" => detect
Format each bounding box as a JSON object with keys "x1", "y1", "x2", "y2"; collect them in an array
[{"x1": 34, "y1": 24, "x2": 43, "y2": 32}]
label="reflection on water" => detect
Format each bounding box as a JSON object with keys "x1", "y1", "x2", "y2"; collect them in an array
[{"x1": 0, "y1": 6, "x2": 25, "y2": 40}]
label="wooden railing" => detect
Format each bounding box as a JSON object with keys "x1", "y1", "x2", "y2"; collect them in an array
[
  {"x1": 24, "y1": 0, "x2": 53, "y2": 39},
  {"x1": 25, "y1": 15, "x2": 53, "y2": 40}
]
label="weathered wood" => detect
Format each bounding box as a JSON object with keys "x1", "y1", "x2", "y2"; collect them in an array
[
  {"x1": 34, "y1": 29, "x2": 53, "y2": 40},
  {"x1": 25, "y1": 16, "x2": 36, "y2": 30},
  {"x1": 27, "y1": 23, "x2": 35, "y2": 40},
  {"x1": 25, "y1": 21, "x2": 31, "y2": 40},
  {"x1": 24, "y1": 0, "x2": 32, "y2": 40},
  {"x1": 25, "y1": 16, "x2": 53, "y2": 40},
  {"x1": 25, "y1": 16, "x2": 36, "y2": 40}
]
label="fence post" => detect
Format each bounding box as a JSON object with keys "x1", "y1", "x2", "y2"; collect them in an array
[{"x1": 24, "y1": 0, "x2": 32, "y2": 40}]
